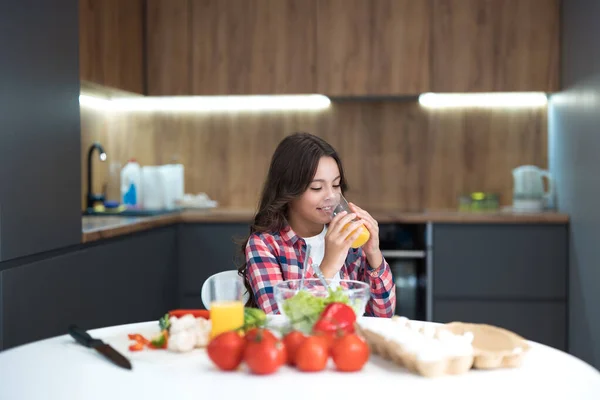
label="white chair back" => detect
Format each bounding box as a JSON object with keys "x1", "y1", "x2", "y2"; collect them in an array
[{"x1": 201, "y1": 270, "x2": 250, "y2": 310}]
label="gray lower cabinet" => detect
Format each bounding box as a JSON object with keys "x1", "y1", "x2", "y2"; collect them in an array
[
  {"x1": 178, "y1": 223, "x2": 249, "y2": 307},
  {"x1": 431, "y1": 223, "x2": 568, "y2": 299},
  {"x1": 0, "y1": 227, "x2": 177, "y2": 350},
  {"x1": 431, "y1": 223, "x2": 568, "y2": 351}
]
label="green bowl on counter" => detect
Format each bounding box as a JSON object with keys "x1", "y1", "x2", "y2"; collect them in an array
[{"x1": 458, "y1": 192, "x2": 500, "y2": 212}]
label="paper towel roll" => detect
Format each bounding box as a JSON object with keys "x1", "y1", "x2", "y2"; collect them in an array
[
  {"x1": 141, "y1": 166, "x2": 165, "y2": 210},
  {"x1": 165, "y1": 164, "x2": 184, "y2": 209},
  {"x1": 141, "y1": 164, "x2": 185, "y2": 210}
]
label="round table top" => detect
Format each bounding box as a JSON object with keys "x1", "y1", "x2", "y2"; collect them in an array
[{"x1": 1, "y1": 316, "x2": 599, "y2": 400}]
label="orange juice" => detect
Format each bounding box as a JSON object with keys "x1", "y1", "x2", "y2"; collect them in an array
[
  {"x1": 344, "y1": 223, "x2": 370, "y2": 248},
  {"x1": 210, "y1": 300, "x2": 244, "y2": 338}
]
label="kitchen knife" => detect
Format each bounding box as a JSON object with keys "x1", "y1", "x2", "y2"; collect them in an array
[{"x1": 68, "y1": 324, "x2": 132, "y2": 370}]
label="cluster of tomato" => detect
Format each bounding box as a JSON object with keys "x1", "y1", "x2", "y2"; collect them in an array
[{"x1": 207, "y1": 303, "x2": 370, "y2": 375}]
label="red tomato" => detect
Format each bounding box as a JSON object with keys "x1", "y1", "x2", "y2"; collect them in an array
[
  {"x1": 331, "y1": 334, "x2": 370, "y2": 372},
  {"x1": 244, "y1": 337, "x2": 287, "y2": 375},
  {"x1": 207, "y1": 331, "x2": 246, "y2": 371},
  {"x1": 295, "y1": 336, "x2": 329, "y2": 372},
  {"x1": 312, "y1": 331, "x2": 335, "y2": 352},
  {"x1": 282, "y1": 331, "x2": 307, "y2": 366},
  {"x1": 245, "y1": 328, "x2": 278, "y2": 344}
]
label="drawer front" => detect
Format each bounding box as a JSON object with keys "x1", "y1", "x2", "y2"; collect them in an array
[{"x1": 432, "y1": 224, "x2": 568, "y2": 299}]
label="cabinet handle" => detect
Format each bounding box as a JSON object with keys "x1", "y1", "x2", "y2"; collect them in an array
[
  {"x1": 381, "y1": 250, "x2": 425, "y2": 259},
  {"x1": 426, "y1": 223, "x2": 433, "y2": 322}
]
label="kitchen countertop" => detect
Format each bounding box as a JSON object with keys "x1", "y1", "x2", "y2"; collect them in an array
[{"x1": 81, "y1": 208, "x2": 569, "y2": 243}]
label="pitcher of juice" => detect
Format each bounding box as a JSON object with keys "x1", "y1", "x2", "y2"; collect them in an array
[
  {"x1": 208, "y1": 277, "x2": 245, "y2": 338},
  {"x1": 331, "y1": 194, "x2": 370, "y2": 248}
]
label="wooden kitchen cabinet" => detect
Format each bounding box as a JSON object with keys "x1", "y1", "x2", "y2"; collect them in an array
[
  {"x1": 316, "y1": 0, "x2": 430, "y2": 96},
  {"x1": 431, "y1": 0, "x2": 560, "y2": 92},
  {"x1": 189, "y1": 0, "x2": 317, "y2": 95},
  {"x1": 146, "y1": 0, "x2": 192, "y2": 95},
  {"x1": 143, "y1": 0, "x2": 559, "y2": 96},
  {"x1": 79, "y1": 0, "x2": 145, "y2": 94}
]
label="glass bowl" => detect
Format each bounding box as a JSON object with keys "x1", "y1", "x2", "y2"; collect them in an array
[{"x1": 273, "y1": 279, "x2": 371, "y2": 333}]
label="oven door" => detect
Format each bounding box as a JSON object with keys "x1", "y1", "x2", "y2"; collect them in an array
[{"x1": 382, "y1": 250, "x2": 426, "y2": 321}]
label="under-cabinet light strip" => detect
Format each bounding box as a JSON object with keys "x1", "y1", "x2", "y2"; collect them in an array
[
  {"x1": 79, "y1": 94, "x2": 331, "y2": 112},
  {"x1": 80, "y1": 92, "x2": 547, "y2": 111},
  {"x1": 418, "y1": 92, "x2": 548, "y2": 108}
]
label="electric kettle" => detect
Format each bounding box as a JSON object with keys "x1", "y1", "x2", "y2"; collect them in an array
[{"x1": 512, "y1": 165, "x2": 555, "y2": 211}]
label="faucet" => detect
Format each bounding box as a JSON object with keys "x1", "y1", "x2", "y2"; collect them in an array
[{"x1": 87, "y1": 141, "x2": 107, "y2": 210}]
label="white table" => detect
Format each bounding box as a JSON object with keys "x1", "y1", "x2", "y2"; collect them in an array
[{"x1": 1, "y1": 316, "x2": 599, "y2": 400}]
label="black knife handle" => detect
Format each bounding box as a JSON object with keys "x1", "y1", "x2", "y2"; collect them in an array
[{"x1": 68, "y1": 324, "x2": 103, "y2": 348}]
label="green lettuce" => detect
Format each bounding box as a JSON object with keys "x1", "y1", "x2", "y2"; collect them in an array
[{"x1": 281, "y1": 287, "x2": 352, "y2": 333}]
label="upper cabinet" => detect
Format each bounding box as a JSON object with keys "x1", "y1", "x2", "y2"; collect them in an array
[
  {"x1": 431, "y1": 0, "x2": 560, "y2": 92},
  {"x1": 82, "y1": 0, "x2": 560, "y2": 96},
  {"x1": 316, "y1": 0, "x2": 431, "y2": 96},
  {"x1": 190, "y1": 0, "x2": 317, "y2": 95},
  {"x1": 146, "y1": 0, "x2": 192, "y2": 96},
  {"x1": 146, "y1": 0, "x2": 316, "y2": 96},
  {"x1": 79, "y1": 0, "x2": 145, "y2": 94}
]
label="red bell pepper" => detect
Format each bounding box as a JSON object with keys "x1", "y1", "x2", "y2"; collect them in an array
[
  {"x1": 128, "y1": 342, "x2": 145, "y2": 352},
  {"x1": 168, "y1": 309, "x2": 210, "y2": 320},
  {"x1": 128, "y1": 333, "x2": 150, "y2": 345},
  {"x1": 312, "y1": 303, "x2": 356, "y2": 337}
]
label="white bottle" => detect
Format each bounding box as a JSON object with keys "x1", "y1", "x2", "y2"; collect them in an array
[{"x1": 120, "y1": 159, "x2": 142, "y2": 207}]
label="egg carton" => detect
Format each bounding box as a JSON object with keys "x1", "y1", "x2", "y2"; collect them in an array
[
  {"x1": 443, "y1": 322, "x2": 530, "y2": 369},
  {"x1": 357, "y1": 317, "x2": 474, "y2": 378},
  {"x1": 357, "y1": 317, "x2": 530, "y2": 377}
]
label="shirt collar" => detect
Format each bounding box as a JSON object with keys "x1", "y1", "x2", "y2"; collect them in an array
[{"x1": 280, "y1": 225, "x2": 302, "y2": 246}]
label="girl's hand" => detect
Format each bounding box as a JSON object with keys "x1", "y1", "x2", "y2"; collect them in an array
[
  {"x1": 320, "y1": 211, "x2": 364, "y2": 278},
  {"x1": 349, "y1": 203, "x2": 382, "y2": 265}
]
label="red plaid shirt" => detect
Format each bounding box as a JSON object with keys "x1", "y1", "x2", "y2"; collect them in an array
[{"x1": 245, "y1": 225, "x2": 396, "y2": 317}]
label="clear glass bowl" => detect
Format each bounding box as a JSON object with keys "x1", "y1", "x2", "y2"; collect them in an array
[{"x1": 274, "y1": 279, "x2": 371, "y2": 333}]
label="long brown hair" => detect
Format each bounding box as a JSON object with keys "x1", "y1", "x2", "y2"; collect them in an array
[{"x1": 238, "y1": 132, "x2": 348, "y2": 306}]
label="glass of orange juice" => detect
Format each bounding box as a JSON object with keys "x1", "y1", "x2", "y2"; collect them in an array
[
  {"x1": 331, "y1": 194, "x2": 371, "y2": 248},
  {"x1": 208, "y1": 277, "x2": 245, "y2": 338}
]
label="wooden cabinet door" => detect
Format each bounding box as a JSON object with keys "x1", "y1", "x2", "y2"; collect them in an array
[
  {"x1": 432, "y1": 0, "x2": 560, "y2": 92},
  {"x1": 79, "y1": 0, "x2": 144, "y2": 94},
  {"x1": 316, "y1": 0, "x2": 430, "y2": 96},
  {"x1": 146, "y1": 0, "x2": 192, "y2": 95},
  {"x1": 191, "y1": 0, "x2": 317, "y2": 95}
]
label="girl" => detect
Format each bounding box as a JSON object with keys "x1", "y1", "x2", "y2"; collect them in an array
[{"x1": 239, "y1": 132, "x2": 396, "y2": 317}]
